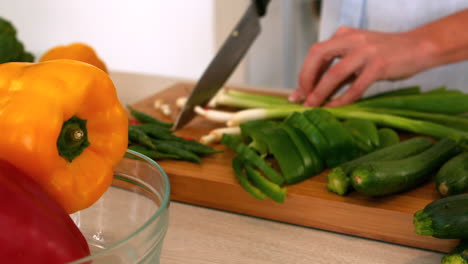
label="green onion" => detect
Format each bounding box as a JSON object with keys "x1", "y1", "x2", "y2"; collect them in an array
[
  {"x1": 194, "y1": 106, "x2": 234, "y2": 123},
  {"x1": 353, "y1": 93, "x2": 468, "y2": 114},
  {"x1": 211, "y1": 89, "x2": 298, "y2": 109},
  {"x1": 226, "y1": 89, "x2": 293, "y2": 105},
  {"x1": 354, "y1": 107, "x2": 468, "y2": 131},
  {"x1": 227, "y1": 106, "x2": 305, "y2": 127},
  {"x1": 200, "y1": 126, "x2": 241, "y2": 145},
  {"x1": 326, "y1": 108, "x2": 468, "y2": 143}
]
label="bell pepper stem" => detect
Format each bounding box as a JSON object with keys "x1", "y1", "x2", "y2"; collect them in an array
[{"x1": 57, "y1": 116, "x2": 90, "y2": 162}]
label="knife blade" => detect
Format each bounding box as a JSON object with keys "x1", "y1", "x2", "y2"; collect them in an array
[{"x1": 173, "y1": 0, "x2": 270, "y2": 130}]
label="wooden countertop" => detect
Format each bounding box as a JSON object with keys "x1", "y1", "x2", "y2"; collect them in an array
[{"x1": 110, "y1": 71, "x2": 444, "y2": 264}]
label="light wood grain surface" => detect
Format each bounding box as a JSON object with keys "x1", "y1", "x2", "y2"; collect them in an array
[{"x1": 110, "y1": 71, "x2": 445, "y2": 264}]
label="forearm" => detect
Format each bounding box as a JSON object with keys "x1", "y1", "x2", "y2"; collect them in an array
[{"x1": 409, "y1": 9, "x2": 468, "y2": 69}]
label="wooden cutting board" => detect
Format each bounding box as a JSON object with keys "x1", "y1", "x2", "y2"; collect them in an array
[{"x1": 132, "y1": 82, "x2": 459, "y2": 253}]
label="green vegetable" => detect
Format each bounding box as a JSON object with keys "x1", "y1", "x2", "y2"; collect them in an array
[
  {"x1": 151, "y1": 140, "x2": 201, "y2": 163},
  {"x1": 136, "y1": 123, "x2": 220, "y2": 154},
  {"x1": 214, "y1": 89, "x2": 297, "y2": 109},
  {"x1": 414, "y1": 193, "x2": 468, "y2": 239},
  {"x1": 356, "y1": 107, "x2": 468, "y2": 132},
  {"x1": 442, "y1": 240, "x2": 468, "y2": 264},
  {"x1": 127, "y1": 106, "x2": 173, "y2": 128},
  {"x1": 0, "y1": 17, "x2": 35, "y2": 63},
  {"x1": 353, "y1": 93, "x2": 468, "y2": 114},
  {"x1": 240, "y1": 120, "x2": 277, "y2": 156},
  {"x1": 436, "y1": 152, "x2": 468, "y2": 197},
  {"x1": 343, "y1": 119, "x2": 379, "y2": 153},
  {"x1": 245, "y1": 163, "x2": 286, "y2": 203},
  {"x1": 327, "y1": 108, "x2": 468, "y2": 143},
  {"x1": 128, "y1": 145, "x2": 179, "y2": 160},
  {"x1": 232, "y1": 156, "x2": 267, "y2": 201},
  {"x1": 304, "y1": 108, "x2": 359, "y2": 167},
  {"x1": 131, "y1": 123, "x2": 173, "y2": 134},
  {"x1": 255, "y1": 126, "x2": 306, "y2": 184},
  {"x1": 377, "y1": 128, "x2": 400, "y2": 149},
  {"x1": 128, "y1": 126, "x2": 156, "y2": 149},
  {"x1": 284, "y1": 111, "x2": 329, "y2": 159},
  {"x1": 326, "y1": 137, "x2": 433, "y2": 195},
  {"x1": 280, "y1": 123, "x2": 324, "y2": 181},
  {"x1": 351, "y1": 138, "x2": 460, "y2": 196},
  {"x1": 360, "y1": 86, "x2": 421, "y2": 101},
  {"x1": 226, "y1": 89, "x2": 293, "y2": 105},
  {"x1": 152, "y1": 139, "x2": 221, "y2": 155},
  {"x1": 221, "y1": 134, "x2": 284, "y2": 185}
]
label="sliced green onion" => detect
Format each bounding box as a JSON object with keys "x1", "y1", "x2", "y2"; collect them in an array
[
  {"x1": 200, "y1": 126, "x2": 241, "y2": 145},
  {"x1": 194, "y1": 106, "x2": 234, "y2": 123}
]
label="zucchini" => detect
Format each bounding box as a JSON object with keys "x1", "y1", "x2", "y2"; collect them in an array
[
  {"x1": 377, "y1": 128, "x2": 400, "y2": 149},
  {"x1": 326, "y1": 137, "x2": 433, "y2": 195},
  {"x1": 436, "y1": 152, "x2": 468, "y2": 197},
  {"x1": 351, "y1": 138, "x2": 461, "y2": 196},
  {"x1": 414, "y1": 193, "x2": 468, "y2": 239},
  {"x1": 304, "y1": 108, "x2": 359, "y2": 167},
  {"x1": 442, "y1": 240, "x2": 468, "y2": 264}
]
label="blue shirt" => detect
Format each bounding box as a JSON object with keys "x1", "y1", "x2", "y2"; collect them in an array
[{"x1": 320, "y1": 0, "x2": 468, "y2": 94}]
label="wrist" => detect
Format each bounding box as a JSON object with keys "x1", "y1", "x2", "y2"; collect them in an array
[{"x1": 405, "y1": 30, "x2": 441, "y2": 71}]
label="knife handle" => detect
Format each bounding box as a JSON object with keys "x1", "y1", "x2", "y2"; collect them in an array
[{"x1": 254, "y1": 0, "x2": 271, "y2": 17}]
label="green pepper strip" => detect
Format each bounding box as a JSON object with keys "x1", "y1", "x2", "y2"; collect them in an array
[
  {"x1": 221, "y1": 134, "x2": 284, "y2": 185},
  {"x1": 304, "y1": 109, "x2": 359, "y2": 168},
  {"x1": 240, "y1": 121, "x2": 306, "y2": 184},
  {"x1": 343, "y1": 119, "x2": 379, "y2": 153},
  {"x1": 284, "y1": 112, "x2": 329, "y2": 159},
  {"x1": 128, "y1": 126, "x2": 156, "y2": 149},
  {"x1": 127, "y1": 106, "x2": 173, "y2": 128},
  {"x1": 245, "y1": 163, "x2": 286, "y2": 203},
  {"x1": 261, "y1": 127, "x2": 305, "y2": 184},
  {"x1": 280, "y1": 124, "x2": 324, "y2": 182},
  {"x1": 232, "y1": 156, "x2": 267, "y2": 200},
  {"x1": 240, "y1": 120, "x2": 277, "y2": 157}
]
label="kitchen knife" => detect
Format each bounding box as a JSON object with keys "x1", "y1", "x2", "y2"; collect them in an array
[{"x1": 173, "y1": 0, "x2": 271, "y2": 130}]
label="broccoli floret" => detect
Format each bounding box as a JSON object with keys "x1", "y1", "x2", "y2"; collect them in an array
[{"x1": 0, "y1": 17, "x2": 34, "y2": 63}]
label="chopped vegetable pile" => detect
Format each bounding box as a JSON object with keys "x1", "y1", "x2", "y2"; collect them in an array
[{"x1": 127, "y1": 106, "x2": 221, "y2": 163}]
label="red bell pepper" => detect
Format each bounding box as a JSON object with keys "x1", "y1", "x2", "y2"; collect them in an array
[{"x1": 0, "y1": 160, "x2": 90, "y2": 263}]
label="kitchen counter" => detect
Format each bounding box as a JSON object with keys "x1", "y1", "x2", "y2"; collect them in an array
[{"x1": 110, "y1": 71, "x2": 444, "y2": 264}]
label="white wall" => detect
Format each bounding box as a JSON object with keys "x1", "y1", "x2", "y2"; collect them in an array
[{"x1": 0, "y1": 0, "x2": 215, "y2": 79}]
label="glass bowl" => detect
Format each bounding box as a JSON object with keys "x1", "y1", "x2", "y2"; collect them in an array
[{"x1": 69, "y1": 149, "x2": 170, "y2": 264}]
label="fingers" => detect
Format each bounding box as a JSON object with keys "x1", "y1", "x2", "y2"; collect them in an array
[
  {"x1": 325, "y1": 61, "x2": 383, "y2": 107},
  {"x1": 296, "y1": 38, "x2": 352, "y2": 102},
  {"x1": 303, "y1": 52, "x2": 366, "y2": 106}
]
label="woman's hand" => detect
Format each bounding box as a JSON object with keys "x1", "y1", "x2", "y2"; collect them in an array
[{"x1": 289, "y1": 26, "x2": 433, "y2": 107}]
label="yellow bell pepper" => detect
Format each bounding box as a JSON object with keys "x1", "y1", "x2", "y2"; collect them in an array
[
  {"x1": 0, "y1": 59, "x2": 128, "y2": 213},
  {"x1": 40, "y1": 42, "x2": 108, "y2": 73}
]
